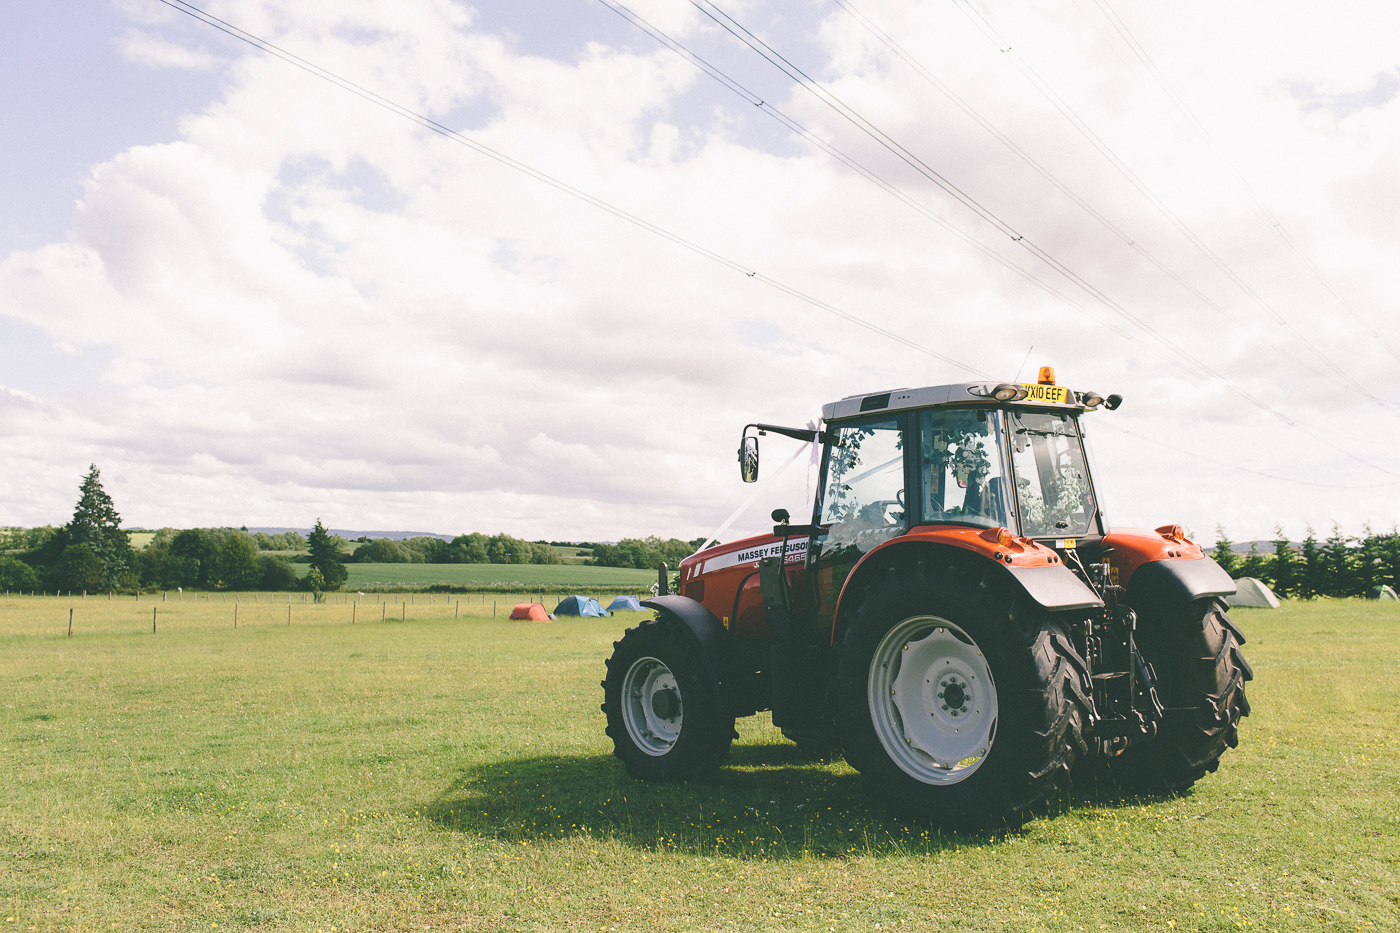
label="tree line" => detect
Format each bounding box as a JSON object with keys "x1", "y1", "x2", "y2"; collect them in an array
[
  {"x1": 1211, "y1": 525, "x2": 1400, "y2": 599},
  {"x1": 0, "y1": 466, "x2": 586, "y2": 594},
  {"x1": 585, "y1": 536, "x2": 705, "y2": 569},
  {"x1": 350, "y1": 533, "x2": 560, "y2": 565}
]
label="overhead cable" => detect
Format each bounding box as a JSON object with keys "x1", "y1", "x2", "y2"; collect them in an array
[
  {"x1": 829, "y1": 0, "x2": 1361, "y2": 396},
  {"x1": 158, "y1": 0, "x2": 1399, "y2": 480},
  {"x1": 154, "y1": 0, "x2": 995, "y2": 380},
  {"x1": 677, "y1": 0, "x2": 1400, "y2": 475},
  {"x1": 595, "y1": 0, "x2": 1134, "y2": 338},
  {"x1": 1085, "y1": 0, "x2": 1400, "y2": 365},
  {"x1": 942, "y1": 0, "x2": 1387, "y2": 403}
]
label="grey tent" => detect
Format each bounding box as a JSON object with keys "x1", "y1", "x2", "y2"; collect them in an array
[
  {"x1": 1368, "y1": 585, "x2": 1398, "y2": 601},
  {"x1": 607, "y1": 595, "x2": 644, "y2": 612},
  {"x1": 1226, "y1": 577, "x2": 1279, "y2": 609},
  {"x1": 553, "y1": 595, "x2": 609, "y2": 617}
]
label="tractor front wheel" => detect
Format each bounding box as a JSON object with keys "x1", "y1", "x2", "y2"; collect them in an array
[
  {"x1": 602, "y1": 616, "x2": 735, "y2": 781},
  {"x1": 837, "y1": 560, "x2": 1089, "y2": 827}
]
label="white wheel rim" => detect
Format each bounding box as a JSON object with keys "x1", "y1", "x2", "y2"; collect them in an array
[
  {"x1": 621, "y1": 656, "x2": 683, "y2": 756},
  {"x1": 868, "y1": 616, "x2": 997, "y2": 785}
]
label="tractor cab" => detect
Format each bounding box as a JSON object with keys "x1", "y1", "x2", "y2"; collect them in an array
[{"x1": 739, "y1": 369, "x2": 1121, "y2": 641}]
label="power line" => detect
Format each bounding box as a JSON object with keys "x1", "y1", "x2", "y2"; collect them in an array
[
  {"x1": 1093, "y1": 421, "x2": 1400, "y2": 490},
  {"x1": 593, "y1": 0, "x2": 1132, "y2": 338},
  {"x1": 941, "y1": 0, "x2": 1389, "y2": 404},
  {"x1": 828, "y1": 0, "x2": 1360, "y2": 396},
  {"x1": 675, "y1": 0, "x2": 1398, "y2": 475},
  {"x1": 1084, "y1": 0, "x2": 1400, "y2": 366},
  {"x1": 154, "y1": 0, "x2": 994, "y2": 379},
  {"x1": 157, "y1": 1, "x2": 1399, "y2": 482}
]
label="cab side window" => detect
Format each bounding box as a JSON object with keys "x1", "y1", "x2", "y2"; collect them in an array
[{"x1": 819, "y1": 419, "x2": 906, "y2": 554}]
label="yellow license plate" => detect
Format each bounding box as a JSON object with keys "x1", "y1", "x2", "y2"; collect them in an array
[{"x1": 1019, "y1": 383, "x2": 1072, "y2": 405}]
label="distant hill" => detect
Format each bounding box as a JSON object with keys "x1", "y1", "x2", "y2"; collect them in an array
[
  {"x1": 246, "y1": 527, "x2": 453, "y2": 541},
  {"x1": 1230, "y1": 540, "x2": 1295, "y2": 553}
]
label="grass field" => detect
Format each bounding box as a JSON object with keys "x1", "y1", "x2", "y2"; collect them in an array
[
  {"x1": 318, "y1": 562, "x2": 656, "y2": 593},
  {"x1": 1, "y1": 596, "x2": 1396, "y2": 931}
]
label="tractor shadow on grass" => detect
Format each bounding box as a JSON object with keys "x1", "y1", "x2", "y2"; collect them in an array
[{"x1": 424, "y1": 745, "x2": 1039, "y2": 859}]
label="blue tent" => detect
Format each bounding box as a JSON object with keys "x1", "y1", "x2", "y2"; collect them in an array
[
  {"x1": 607, "y1": 595, "x2": 644, "y2": 612},
  {"x1": 553, "y1": 595, "x2": 609, "y2": 617}
]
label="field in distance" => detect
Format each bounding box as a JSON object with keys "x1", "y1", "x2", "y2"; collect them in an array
[
  {"x1": 2, "y1": 596, "x2": 1395, "y2": 931},
  {"x1": 307, "y1": 561, "x2": 657, "y2": 591}
]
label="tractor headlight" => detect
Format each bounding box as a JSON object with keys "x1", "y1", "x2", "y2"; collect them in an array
[
  {"x1": 992, "y1": 383, "x2": 1021, "y2": 401},
  {"x1": 1077, "y1": 390, "x2": 1104, "y2": 409}
]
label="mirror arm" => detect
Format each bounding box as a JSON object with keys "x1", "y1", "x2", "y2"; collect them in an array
[{"x1": 749, "y1": 423, "x2": 821, "y2": 443}]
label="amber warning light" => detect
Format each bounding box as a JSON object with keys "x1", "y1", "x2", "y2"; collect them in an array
[{"x1": 1037, "y1": 366, "x2": 1056, "y2": 385}]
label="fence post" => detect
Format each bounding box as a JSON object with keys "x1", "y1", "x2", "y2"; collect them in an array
[
  {"x1": 381, "y1": 603, "x2": 385, "y2": 622},
  {"x1": 68, "y1": 608, "x2": 73, "y2": 637},
  {"x1": 455, "y1": 600, "x2": 459, "y2": 619},
  {"x1": 288, "y1": 605, "x2": 291, "y2": 626},
  {"x1": 352, "y1": 602, "x2": 356, "y2": 624},
  {"x1": 152, "y1": 607, "x2": 157, "y2": 633}
]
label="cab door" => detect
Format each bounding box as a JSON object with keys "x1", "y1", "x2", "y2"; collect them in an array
[{"x1": 806, "y1": 415, "x2": 911, "y2": 644}]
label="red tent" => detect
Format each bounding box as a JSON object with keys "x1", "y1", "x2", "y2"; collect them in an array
[{"x1": 509, "y1": 602, "x2": 551, "y2": 621}]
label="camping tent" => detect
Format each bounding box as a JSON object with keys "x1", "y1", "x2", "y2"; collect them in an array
[
  {"x1": 553, "y1": 595, "x2": 609, "y2": 617},
  {"x1": 1226, "y1": 577, "x2": 1279, "y2": 609},
  {"x1": 1368, "y1": 585, "x2": 1398, "y2": 601},
  {"x1": 509, "y1": 602, "x2": 552, "y2": 621},
  {"x1": 607, "y1": 595, "x2": 644, "y2": 612}
]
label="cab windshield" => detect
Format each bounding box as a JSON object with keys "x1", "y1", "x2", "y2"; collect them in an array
[{"x1": 1008, "y1": 409, "x2": 1096, "y2": 537}]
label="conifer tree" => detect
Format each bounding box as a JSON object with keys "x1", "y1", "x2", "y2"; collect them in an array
[
  {"x1": 63, "y1": 464, "x2": 134, "y2": 590},
  {"x1": 1299, "y1": 527, "x2": 1323, "y2": 599},
  {"x1": 1321, "y1": 523, "x2": 1355, "y2": 597},
  {"x1": 307, "y1": 519, "x2": 348, "y2": 589},
  {"x1": 1271, "y1": 525, "x2": 1296, "y2": 598},
  {"x1": 1211, "y1": 525, "x2": 1239, "y2": 577}
]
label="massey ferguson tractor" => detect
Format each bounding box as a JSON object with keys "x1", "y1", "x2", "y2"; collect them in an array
[{"x1": 602, "y1": 369, "x2": 1252, "y2": 826}]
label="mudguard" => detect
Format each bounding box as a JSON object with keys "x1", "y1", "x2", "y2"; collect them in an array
[
  {"x1": 1002, "y1": 564, "x2": 1104, "y2": 611},
  {"x1": 829, "y1": 539, "x2": 1104, "y2": 648},
  {"x1": 1127, "y1": 556, "x2": 1236, "y2": 610},
  {"x1": 641, "y1": 594, "x2": 738, "y2": 709}
]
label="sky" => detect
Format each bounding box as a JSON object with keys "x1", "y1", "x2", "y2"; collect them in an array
[{"x1": 1, "y1": 0, "x2": 1398, "y2": 545}]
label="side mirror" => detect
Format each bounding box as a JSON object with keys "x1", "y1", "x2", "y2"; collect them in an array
[{"x1": 738, "y1": 434, "x2": 759, "y2": 483}]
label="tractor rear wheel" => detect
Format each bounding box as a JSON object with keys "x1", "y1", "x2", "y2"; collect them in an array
[
  {"x1": 837, "y1": 559, "x2": 1090, "y2": 827},
  {"x1": 602, "y1": 615, "x2": 735, "y2": 781},
  {"x1": 1112, "y1": 597, "x2": 1252, "y2": 794}
]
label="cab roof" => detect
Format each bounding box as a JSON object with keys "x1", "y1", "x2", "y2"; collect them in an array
[{"x1": 821, "y1": 382, "x2": 1086, "y2": 423}]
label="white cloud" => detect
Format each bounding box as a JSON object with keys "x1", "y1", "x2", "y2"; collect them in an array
[
  {"x1": 120, "y1": 29, "x2": 225, "y2": 71},
  {"x1": 1, "y1": 0, "x2": 1398, "y2": 544}
]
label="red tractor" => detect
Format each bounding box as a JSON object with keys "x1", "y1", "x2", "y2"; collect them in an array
[{"x1": 602, "y1": 369, "x2": 1251, "y2": 826}]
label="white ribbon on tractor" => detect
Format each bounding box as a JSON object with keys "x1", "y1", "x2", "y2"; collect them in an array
[{"x1": 691, "y1": 424, "x2": 819, "y2": 558}]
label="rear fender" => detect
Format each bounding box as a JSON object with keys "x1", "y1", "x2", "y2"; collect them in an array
[
  {"x1": 1126, "y1": 556, "x2": 1237, "y2": 612},
  {"x1": 830, "y1": 534, "x2": 1102, "y2": 646},
  {"x1": 1106, "y1": 526, "x2": 1235, "y2": 613}
]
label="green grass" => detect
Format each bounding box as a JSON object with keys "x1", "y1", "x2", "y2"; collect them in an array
[
  {"x1": 1, "y1": 596, "x2": 1396, "y2": 931},
  {"x1": 316, "y1": 561, "x2": 656, "y2": 592}
]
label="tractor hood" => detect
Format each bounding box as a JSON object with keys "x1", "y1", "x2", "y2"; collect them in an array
[{"x1": 682, "y1": 530, "x2": 809, "y2": 576}]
